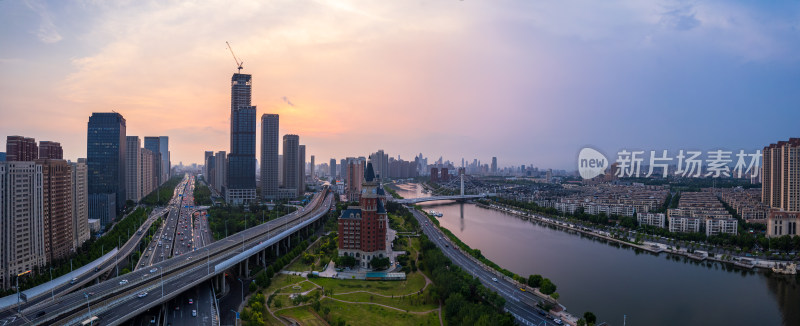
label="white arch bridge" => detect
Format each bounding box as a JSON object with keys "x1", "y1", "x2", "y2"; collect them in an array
[{"x1": 393, "y1": 193, "x2": 495, "y2": 204}]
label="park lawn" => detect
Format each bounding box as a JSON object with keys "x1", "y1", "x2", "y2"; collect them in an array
[
  {"x1": 390, "y1": 214, "x2": 414, "y2": 233},
  {"x1": 319, "y1": 298, "x2": 440, "y2": 326},
  {"x1": 333, "y1": 291, "x2": 438, "y2": 312},
  {"x1": 310, "y1": 271, "x2": 426, "y2": 297},
  {"x1": 274, "y1": 305, "x2": 327, "y2": 326},
  {"x1": 265, "y1": 273, "x2": 306, "y2": 295},
  {"x1": 278, "y1": 280, "x2": 318, "y2": 294}
]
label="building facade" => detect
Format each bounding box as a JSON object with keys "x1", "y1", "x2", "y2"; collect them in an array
[
  {"x1": 226, "y1": 73, "x2": 257, "y2": 204},
  {"x1": 345, "y1": 157, "x2": 365, "y2": 201},
  {"x1": 38, "y1": 159, "x2": 73, "y2": 263},
  {"x1": 338, "y1": 163, "x2": 388, "y2": 268},
  {"x1": 38, "y1": 141, "x2": 63, "y2": 160},
  {"x1": 87, "y1": 112, "x2": 126, "y2": 225},
  {"x1": 125, "y1": 136, "x2": 142, "y2": 202},
  {"x1": 763, "y1": 138, "x2": 800, "y2": 212},
  {"x1": 637, "y1": 212, "x2": 665, "y2": 228},
  {"x1": 282, "y1": 135, "x2": 299, "y2": 196},
  {"x1": 139, "y1": 148, "x2": 155, "y2": 201},
  {"x1": 260, "y1": 114, "x2": 279, "y2": 200},
  {"x1": 69, "y1": 159, "x2": 90, "y2": 250},
  {"x1": 330, "y1": 158, "x2": 337, "y2": 179},
  {"x1": 0, "y1": 162, "x2": 46, "y2": 289},
  {"x1": 144, "y1": 137, "x2": 162, "y2": 186},
  {"x1": 6, "y1": 136, "x2": 38, "y2": 161},
  {"x1": 767, "y1": 210, "x2": 799, "y2": 238}
]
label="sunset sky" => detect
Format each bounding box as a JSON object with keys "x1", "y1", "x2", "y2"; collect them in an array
[{"x1": 1, "y1": 0, "x2": 799, "y2": 170}]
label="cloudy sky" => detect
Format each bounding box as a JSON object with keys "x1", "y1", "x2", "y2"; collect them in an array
[{"x1": 1, "y1": 0, "x2": 799, "y2": 170}]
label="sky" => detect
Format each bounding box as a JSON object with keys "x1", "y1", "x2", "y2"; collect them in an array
[{"x1": 1, "y1": 0, "x2": 799, "y2": 170}]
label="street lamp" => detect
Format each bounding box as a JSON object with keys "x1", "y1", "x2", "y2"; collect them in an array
[
  {"x1": 238, "y1": 278, "x2": 244, "y2": 303},
  {"x1": 84, "y1": 292, "x2": 93, "y2": 325},
  {"x1": 16, "y1": 270, "x2": 31, "y2": 312}
]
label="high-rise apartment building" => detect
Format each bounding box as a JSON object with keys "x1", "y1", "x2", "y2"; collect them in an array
[
  {"x1": 491, "y1": 157, "x2": 497, "y2": 174},
  {"x1": 764, "y1": 138, "x2": 800, "y2": 238},
  {"x1": 159, "y1": 136, "x2": 170, "y2": 183},
  {"x1": 330, "y1": 158, "x2": 337, "y2": 179},
  {"x1": 37, "y1": 159, "x2": 73, "y2": 263},
  {"x1": 369, "y1": 150, "x2": 389, "y2": 179},
  {"x1": 299, "y1": 145, "x2": 306, "y2": 196},
  {"x1": 213, "y1": 151, "x2": 227, "y2": 195},
  {"x1": 278, "y1": 154, "x2": 284, "y2": 187},
  {"x1": 282, "y1": 135, "x2": 299, "y2": 196},
  {"x1": 39, "y1": 141, "x2": 63, "y2": 160},
  {"x1": 6, "y1": 136, "x2": 38, "y2": 161},
  {"x1": 87, "y1": 112, "x2": 126, "y2": 225},
  {"x1": 0, "y1": 161, "x2": 46, "y2": 289},
  {"x1": 227, "y1": 73, "x2": 257, "y2": 204},
  {"x1": 203, "y1": 151, "x2": 214, "y2": 180},
  {"x1": 125, "y1": 136, "x2": 142, "y2": 202},
  {"x1": 338, "y1": 162, "x2": 388, "y2": 268},
  {"x1": 345, "y1": 157, "x2": 365, "y2": 201},
  {"x1": 69, "y1": 159, "x2": 89, "y2": 250},
  {"x1": 260, "y1": 114, "x2": 279, "y2": 200},
  {"x1": 140, "y1": 148, "x2": 155, "y2": 201},
  {"x1": 763, "y1": 138, "x2": 800, "y2": 212}
]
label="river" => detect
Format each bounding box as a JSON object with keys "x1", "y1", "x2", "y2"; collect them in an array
[{"x1": 392, "y1": 183, "x2": 800, "y2": 326}]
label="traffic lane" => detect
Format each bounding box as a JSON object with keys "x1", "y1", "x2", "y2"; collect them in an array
[{"x1": 411, "y1": 209, "x2": 559, "y2": 326}]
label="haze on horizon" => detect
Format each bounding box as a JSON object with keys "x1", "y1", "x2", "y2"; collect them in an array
[{"x1": 1, "y1": 0, "x2": 799, "y2": 170}]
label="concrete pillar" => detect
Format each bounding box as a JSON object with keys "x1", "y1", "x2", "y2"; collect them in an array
[{"x1": 245, "y1": 258, "x2": 250, "y2": 278}]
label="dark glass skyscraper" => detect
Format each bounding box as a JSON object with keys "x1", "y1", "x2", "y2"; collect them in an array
[
  {"x1": 227, "y1": 73, "x2": 256, "y2": 204},
  {"x1": 260, "y1": 114, "x2": 279, "y2": 200},
  {"x1": 87, "y1": 112, "x2": 126, "y2": 226}
]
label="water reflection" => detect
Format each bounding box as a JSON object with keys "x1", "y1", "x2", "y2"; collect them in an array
[{"x1": 391, "y1": 183, "x2": 800, "y2": 326}]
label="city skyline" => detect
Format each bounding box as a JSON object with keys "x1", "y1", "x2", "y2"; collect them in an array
[{"x1": 2, "y1": 1, "x2": 799, "y2": 169}]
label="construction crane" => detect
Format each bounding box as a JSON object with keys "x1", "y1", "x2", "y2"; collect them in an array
[{"x1": 226, "y1": 41, "x2": 243, "y2": 72}]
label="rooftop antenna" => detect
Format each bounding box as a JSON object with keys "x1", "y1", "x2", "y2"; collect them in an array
[{"x1": 226, "y1": 41, "x2": 244, "y2": 72}]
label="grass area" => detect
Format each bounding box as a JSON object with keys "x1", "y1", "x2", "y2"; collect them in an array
[
  {"x1": 318, "y1": 298, "x2": 440, "y2": 326},
  {"x1": 285, "y1": 258, "x2": 314, "y2": 272},
  {"x1": 275, "y1": 280, "x2": 318, "y2": 294},
  {"x1": 274, "y1": 305, "x2": 327, "y2": 326},
  {"x1": 311, "y1": 272, "x2": 427, "y2": 297},
  {"x1": 264, "y1": 273, "x2": 306, "y2": 295},
  {"x1": 333, "y1": 291, "x2": 438, "y2": 312}
]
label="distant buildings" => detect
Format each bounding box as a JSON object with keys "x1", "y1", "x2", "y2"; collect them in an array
[
  {"x1": 330, "y1": 158, "x2": 337, "y2": 179},
  {"x1": 491, "y1": 157, "x2": 497, "y2": 174},
  {"x1": 369, "y1": 150, "x2": 388, "y2": 179},
  {"x1": 260, "y1": 114, "x2": 279, "y2": 200},
  {"x1": 764, "y1": 138, "x2": 800, "y2": 238},
  {"x1": 126, "y1": 136, "x2": 142, "y2": 202},
  {"x1": 667, "y1": 191, "x2": 736, "y2": 235},
  {"x1": 637, "y1": 213, "x2": 665, "y2": 228},
  {"x1": 338, "y1": 162, "x2": 389, "y2": 268},
  {"x1": 38, "y1": 141, "x2": 63, "y2": 160},
  {"x1": 6, "y1": 136, "x2": 38, "y2": 161},
  {"x1": 87, "y1": 112, "x2": 126, "y2": 226},
  {"x1": 299, "y1": 145, "x2": 306, "y2": 196},
  {"x1": 345, "y1": 157, "x2": 365, "y2": 201},
  {"x1": 226, "y1": 73, "x2": 257, "y2": 204},
  {"x1": 38, "y1": 158, "x2": 73, "y2": 263}
]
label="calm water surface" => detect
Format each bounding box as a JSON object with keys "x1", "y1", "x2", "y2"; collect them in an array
[{"x1": 393, "y1": 183, "x2": 800, "y2": 326}]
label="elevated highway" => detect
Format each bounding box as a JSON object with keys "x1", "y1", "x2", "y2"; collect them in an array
[{"x1": 16, "y1": 188, "x2": 333, "y2": 326}]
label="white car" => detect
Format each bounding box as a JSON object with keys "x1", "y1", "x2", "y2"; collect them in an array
[
  {"x1": 554, "y1": 319, "x2": 563, "y2": 325},
  {"x1": 119, "y1": 279, "x2": 128, "y2": 285},
  {"x1": 137, "y1": 292, "x2": 148, "y2": 298},
  {"x1": 491, "y1": 278, "x2": 498, "y2": 282},
  {"x1": 192, "y1": 310, "x2": 197, "y2": 317},
  {"x1": 150, "y1": 268, "x2": 158, "y2": 273}
]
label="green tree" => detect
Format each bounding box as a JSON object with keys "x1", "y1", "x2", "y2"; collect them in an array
[
  {"x1": 527, "y1": 274, "x2": 543, "y2": 287},
  {"x1": 539, "y1": 278, "x2": 557, "y2": 295},
  {"x1": 584, "y1": 311, "x2": 597, "y2": 325},
  {"x1": 369, "y1": 257, "x2": 391, "y2": 270}
]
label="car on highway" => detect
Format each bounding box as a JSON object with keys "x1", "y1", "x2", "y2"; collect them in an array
[
  {"x1": 192, "y1": 310, "x2": 197, "y2": 317},
  {"x1": 150, "y1": 268, "x2": 158, "y2": 273},
  {"x1": 119, "y1": 279, "x2": 128, "y2": 285},
  {"x1": 491, "y1": 277, "x2": 498, "y2": 282},
  {"x1": 519, "y1": 288, "x2": 526, "y2": 292},
  {"x1": 554, "y1": 319, "x2": 563, "y2": 325},
  {"x1": 188, "y1": 298, "x2": 193, "y2": 304},
  {"x1": 138, "y1": 292, "x2": 148, "y2": 298},
  {"x1": 70, "y1": 278, "x2": 78, "y2": 284}
]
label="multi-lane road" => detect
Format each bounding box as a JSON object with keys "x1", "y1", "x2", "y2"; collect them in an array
[
  {"x1": 14, "y1": 188, "x2": 333, "y2": 326},
  {"x1": 410, "y1": 207, "x2": 564, "y2": 326}
]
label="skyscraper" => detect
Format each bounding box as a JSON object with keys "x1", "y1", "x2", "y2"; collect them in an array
[
  {"x1": 125, "y1": 136, "x2": 142, "y2": 202},
  {"x1": 369, "y1": 150, "x2": 389, "y2": 179},
  {"x1": 139, "y1": 148, "x2": 155, "y2": 199},
  {"x1": 227, "y1": 73, "x2": 257, "y2": 204},
  {"x1": 282, "y1": 135, "x2": 299, "y2": 196},
  {"x1": 491, "y1": 157, "x2": 497, "y2": 174},
  {"x1": 0, "y1": 161, "x2": 46, "y2": 289},
  {"x1": 143, "y1": 137, "x2": 162, "y2": 185},
  {"x1": 310, "y1": 155, "x2": 315, "y2": 179},
  {"x1": 345, "y1": 157, "x2": 365, "y2": 201},
  {"x1": 203, "y1": 151, "x2": 214, "y2": 180},
  {"x1": 37, "y1": 158, "x2": 73, "y2": 263},
  {"x1": 299, "y1": 145, "x2": 306, "y2": 196},
  {"x1": 6, "y1": 136, "x2": 38, "y2": 161},
  {"x1": 260, "y1": 114, "x2": 279, "y2": 200},
  {"x1": 69, "y1": 159, "x2": 89, "y2": 250},
  {"x1": 87, "y1": 112, "x2": 126, "y2": 225},
  {"x1": 39, "y1": 141, "x2": 63, "y2": 160},
  {"x1": 330, "y1": 158, "x2": 337, "y2": 179},
  {"x1": 213, "y1": 151, "x2": 227, "y2": 195},
  {"x1": 159, "y1": 136, "x2": 170, "y2": 183}
]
